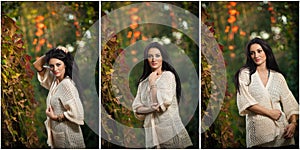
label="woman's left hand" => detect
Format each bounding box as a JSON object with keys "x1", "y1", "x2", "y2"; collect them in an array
[
  {"x1": 46, "y1": 106, "x2": 56, "y2": 120},
  {"x1": 56, "y1": 46, "x2": 68, "y2": 53},
  {"x1": 284, "y1": 123, "x2": 296, "y2": 139}
]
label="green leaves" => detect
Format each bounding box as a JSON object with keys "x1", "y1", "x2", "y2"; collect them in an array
[{"x1": 1, "y1": 15, "x2": 38, "y2": 148}]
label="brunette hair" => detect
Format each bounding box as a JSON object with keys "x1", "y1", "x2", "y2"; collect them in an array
[
  {"x1": 138, "y1": 42, "x2": 182, "y2": 103},
  {"x1": 234, "y1": 37, "x2": 282, "y2": 93},
  {"x1": 45, "y1": 47, "x2": 84, "y2": 100}
]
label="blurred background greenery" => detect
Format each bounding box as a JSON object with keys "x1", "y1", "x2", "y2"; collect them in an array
[
  {"x1": 1, "y1": 1, "x2": 99, "y2": 148},
  {"x1": 201, "y1": 1, "x2": 299, "y2": 148}
]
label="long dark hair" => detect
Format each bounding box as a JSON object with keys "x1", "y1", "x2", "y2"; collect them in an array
[
  {"x1": 138, "y1": 42, "x2": 182, "y2": 103},
  {"x1": 234, "y1": 37, "x2": 282, "y2": 93},
  {"x1": 45, "y1": 47, "x2": 84, "y2": 100}
]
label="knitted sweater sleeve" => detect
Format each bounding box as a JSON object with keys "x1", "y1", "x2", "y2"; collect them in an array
[
  {"x1": 132, "y1": 83, "x2": 146, "y2": 120},
  {"x1": 237, "y1": 69, "x2": 259, "y2": 116},
  {"x1": 156, "y1": 71, "x2": 176, "y2": 112},
  {"x1": 58, "y1": 79, "x2": 84, "y2": 125},
  {"x1": 277, "y1": 74, "x2": 299, "y2": 120},
  {"x1": 37, "y1": 69, "x2": 54, "y2": 90}
]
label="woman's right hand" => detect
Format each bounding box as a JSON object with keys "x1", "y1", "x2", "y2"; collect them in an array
[
  {"x1": 151, "y1": 103, "x2": 160, "y2": 112},
  {"x1": 268, "y1": 109, "x2": 281, "y2": 120},
  {"x1": 149, "y1": 71, "x2": 159, "y2": 85}
]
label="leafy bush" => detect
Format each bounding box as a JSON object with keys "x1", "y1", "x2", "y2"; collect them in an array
[{"x1": 1, "y1": 15, "x2": 39, "y2": 148}]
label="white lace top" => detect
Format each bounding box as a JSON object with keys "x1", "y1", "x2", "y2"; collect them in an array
[
  {"x1": 38, "y1": 69, "x2": 85, "y2": 148},
  {"x1": 132, "y1": 71, "x2": 193, "y2": 148},
  {"x1": 237, "y1": 68, "x2": 299, "y2": 148}
]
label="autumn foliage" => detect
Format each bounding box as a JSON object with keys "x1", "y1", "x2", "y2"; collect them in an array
[{"x1": 1, "y1": 15, "x2": 39, "y2": 148}]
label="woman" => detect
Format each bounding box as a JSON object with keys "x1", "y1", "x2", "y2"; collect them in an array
[
  {"x1": 33, "y1": 46, "x2": 85, "y2": 148},
  {"x1": 132, "y1": 42, "x2": 193, "y2": 148},
  {"x1": 234, "y1": 37, "x2": 299, "y2": 148}
]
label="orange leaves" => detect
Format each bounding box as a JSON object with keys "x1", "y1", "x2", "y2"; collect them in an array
[
  {"x1": 35, "y1": 29, "x2": 43, "y2": 37},
  {"x1": 34, "y1": 15, "x2": 44, "y2": 22},
  {"x1": 51, "y1": 11, "x2": 56, "y2": 15},
  {"x1": 127, "y1": 8, "x2": 146, "y2": 44},
  {"x1": 271, "y1": 16, "x2": 276, "y2": 24},
  {"x1": 76, "y1": 30, "x2": 81, "y2": 37},
  {"x1": 239, "y1": 30, "x2": 246, "y2": 36},
  {"x1": 227, "y1": 16, "x2": 236, "y2": 24},
  {"x1": 228, "y1": 45, "x2": 235, "y2": 50},
  {"x1": 229, "y1": 2, "x2": 237, "y2": 7},
  {"x1": 130, "y1": 15, "x2": 139, "y2": 21},
  {"x1": 38, "y1": 38, "x2": 46, "y2": 45},
  {"x1": 36, "y1": 23, "x2": 46, "y2": 29},
  {"x1": 133, "y1": 31, "x2": 141, "y2": 38},
  {"x1": 128, "y1": 7, "x2": 139, "y2": 14},
  {"x1": 268, "y1": 6, "x2": 273, "y2": 11},
  {"x1": 230, "y1": 52, "x2": 236, "y2": 58},
  {"x1": 127, "y1": 31, "x2": 132, "y2": 38},
  {"x1": 228, "y1": 9, "x2": 238, "y2": 16},
  {"x1": 47, "y1": 43, "x2": 53, "y2": 48},
  {"x1": 225, "y1": 1, "x2": 246, "y2": 41},
  {"x1": 34, "y1": 14, "x2": 50, "y2": 53},
  {"x1": 142, "y1": 35, "x2": 148, "y2": 41},
  {"x1": 35, "y1": 15, "x2": 45, "y2": 37},
  {"x1": 129, "y1": 22, "x2": 138, "y2": 29},
  {"x1": 231, "y1": 25, "x2": 239, "y2": 33},
  {"x1": 268, "y1": 2, "x2": 276, "y2": 24},
  {"x1": 225, "y1": 26, "x2": 230, "y2": 33},
  {"x1": 74, "y1": 21, "x2": 79, "y2": 26},
  {"x1": 32, "y1": 38, "x2": 37, "y2": 45},
  {"x1": 127, "y1": 31, "x2": 142, "y2": 39}
]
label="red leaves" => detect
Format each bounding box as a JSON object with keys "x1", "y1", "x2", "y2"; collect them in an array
[{"x1": 1, "y1": 15, "x2": 37, "y2": 148}]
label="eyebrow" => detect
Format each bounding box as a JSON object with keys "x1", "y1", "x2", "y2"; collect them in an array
[
  {"x1": 148, "y1": 53, "x2": 161, "y2": 55},
  {"x1": 49, "y1": 62, "x2": 61, "y2": 65},
  {"x1": 250, "y1": 48, "x2": 262, "y2": 52}
]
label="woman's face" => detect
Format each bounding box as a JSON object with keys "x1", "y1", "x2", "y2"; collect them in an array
[
  {"x1": 250, "y1": 43, "x2": 267, "y2": 66},
  {"x1": 49, "y1": 58, "x2": 66, "y2": 80},
  {"x1": 147, "y1": 47, "x2": 163, "y2": 71}
]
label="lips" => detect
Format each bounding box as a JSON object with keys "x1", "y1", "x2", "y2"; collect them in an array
[{"x1": 151, "y1": 62, "x2": 157, "y2": 66}]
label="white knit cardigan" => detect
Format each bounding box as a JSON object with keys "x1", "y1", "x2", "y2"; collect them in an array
[
  {"x1": 237, "y1": 68, "x2": 299, "y2": 148},
  {"x1": 132, "y1": 71, "x2": 192, "y2": 148},
  {"x1": 38, "y1": 69, "x2": 85, "y2": 148}
]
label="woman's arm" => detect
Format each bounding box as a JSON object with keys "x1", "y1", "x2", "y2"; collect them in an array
[
  {"x1": 149, "y1": 71, "x2": 159, "y2": 104},
  {"x1": 33, "y1": 55, "x2": 46, "y2": 76},
  {"x1": 247, "y1": 104, "x2": 281, "y2": 120},
  {"x1": 135, "y1": 103, "x2": 159, "y2": 114},
  {"x1": 284, "y1": 114, "x2": 298, "y2": 139},
  {"x1": 289, "y1": 114, "x2": 298, "y2": 124}
]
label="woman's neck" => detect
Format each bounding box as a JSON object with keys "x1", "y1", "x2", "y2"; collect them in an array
[
  {"x1": 56, "y1": 77, "x2": 64, "y2": 84},
  {"x1": 256, "y1": 64, "x2": 268, "y2": 73},
  {"x1": 152, "y1": 68, "x2": 163, "y2": 75}
]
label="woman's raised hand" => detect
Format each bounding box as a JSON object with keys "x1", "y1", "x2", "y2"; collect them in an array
[
  {"x1": 56, "y1": 46, "x2": 68, "y2": 53},
  {"x1": 149, "y1": 71, "x2": 159, "y2": 85}
]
